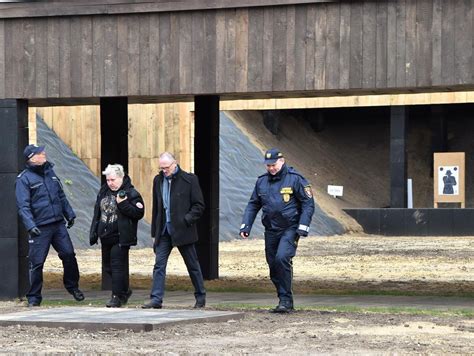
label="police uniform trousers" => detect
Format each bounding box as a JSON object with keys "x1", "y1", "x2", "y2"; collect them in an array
[
  {"x1": 264, "y1": 227, "x2": 298, "y2": 306},
  {"x1": 27, "y1": 221, "x2": 80, "y2": 304}
]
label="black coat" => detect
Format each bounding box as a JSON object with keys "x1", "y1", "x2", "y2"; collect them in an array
[
  {"x1": 151, "y1": 167, "x2": 205, "y2": 247},
  {"x1": 89, "y1": 175, "x2": 145, "y2": 247}
]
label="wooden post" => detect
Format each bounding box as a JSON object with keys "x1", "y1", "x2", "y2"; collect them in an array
[
  {"x1": 390, "y1": 106, "x2": 407, "y2": 208},
  {"x1": 194, "y1": 95, "x2": 219, "y2": 280},
  {"x1": 99, "y1": 97, "x2": 129, "y2": 290},
  {"x1": 0, "y1": 100, "x2": 29, "y2": 299}
]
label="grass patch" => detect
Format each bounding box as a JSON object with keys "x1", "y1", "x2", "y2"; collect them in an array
[
  {"x1": 21, "y1": 298, "x2": 474, "y2": 318},
  {"x1": 212, "y1": 303, "x2": 474, "y2": 318},
  {"x1": 44, "y1": 272, "x2": 474, "y2": 298}
]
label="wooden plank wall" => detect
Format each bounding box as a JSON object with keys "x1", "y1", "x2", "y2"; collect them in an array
[
  {"x1": 2, "y1": 0, "x2": 474, "y2": 103},
  {"x1": 29, "y1": 103, "x2": 193, "y2": 223},
  {"x1": 30, "y1": 106, "x2": 101, "y2": 175}
]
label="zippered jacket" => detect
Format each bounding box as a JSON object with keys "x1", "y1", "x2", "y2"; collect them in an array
[
  {"x1": 16, "y1": 161, "x2": 76, "y2": 231},
  {"x1": 89, "y1": 175, "x2": 145, "y2": 247}
]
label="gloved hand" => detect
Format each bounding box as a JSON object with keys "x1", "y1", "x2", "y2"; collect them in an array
[
  {"x1": 66, "y1": 219, "x2": 75, "y2": 229},
  {"x1": 296, "y1": 229, "x2": 308, "y2": 237},
  {"x1": 89, "y1": 233, "x2": 98, "y2": 246},
  {"x1": 29, "y1": 227, "x2": 41, "y2": 237}
]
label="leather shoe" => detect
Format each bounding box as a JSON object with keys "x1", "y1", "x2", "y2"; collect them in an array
[
  {"x1": 28, "y1": 301, "x2": 41, "y2": 307},
  {"x1": 70, "y1": 289, "x2": 85, "y2": 302},
  {"x1": 194, "y1": 300, "x2": 206, "y2": 309},
  {"x1": 119, "y1": 289, "x2": 133, "y2": 305},
  {"x1": 106, "y1": 295, "x2": 122, "y2": 308},
  {"x1": 270, "y1": 304, "x2": 294, "y2": 313},
  {"x1": 142, "y1": 301, "x2": 162, "y2": 309}
]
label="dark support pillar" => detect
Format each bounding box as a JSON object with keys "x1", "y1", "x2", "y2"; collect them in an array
[
  {"x1": 430, "y1": 105, "x2": 447, "y2": 152},
  {"x1": 100, "y1": 97, "x2": 128, "y2": 289},
  {"x1": 430, "y1": 105, "x2": 447, "y2": 176},
  {"x1": 0, "y1": 100, "x2": 29, "y2": 299},
  {"x1": 194, "y1": 95, "x2": 219, "y2": 280},
  {"x1": 390, "y1": 106, "x2": 408, "y2": 208}
]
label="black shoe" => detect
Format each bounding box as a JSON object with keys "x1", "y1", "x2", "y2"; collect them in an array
[
  {"x1": 70, "y1": 289, "x2": 85, "y2": 302},
  {"x1": 28, "y1": 301, "x2": 41, "y2": 307},
  {"x1": 119, "y1": 289, "x2": 133, "y2": 305},
  {"x1": 106, "y1": 295, "x2": 122, "y2": 308},
  {"x1": 142, "y1": 301, "x2": 162, "y2": 309},
  {"x1": 194, "y1": 299, "x2": 206, "y2": 309},
  {"x1": 270, "y1": 304, "x2": 294, "y2": 313}
]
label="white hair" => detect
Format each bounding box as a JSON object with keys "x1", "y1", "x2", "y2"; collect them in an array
[
  {"x1": 102, "y1": 164, "x2": 125, "y2": 177},
  {"x1": 159, "y1": 152, "x2": 176, "y2": 162}
]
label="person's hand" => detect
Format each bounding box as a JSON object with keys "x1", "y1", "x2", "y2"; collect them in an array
[
  {"x1": 116, "y1": 195, "x2": 127, "y2": 204},
  {"x1": 296, "y1": 229, "x2": 308, "y2": 237},
  {"x1": 66, "y1": 219, "x2": 75, "y2": 229},
  {"x1": 29, "y1": 227, "x2": 41, "y2": 237},
  {"x1": 90, "y1": 233, "x2": 98, "y2": 246},
  {"x1": 240, "y1": 232, "x2": 249, "y2": 239}
]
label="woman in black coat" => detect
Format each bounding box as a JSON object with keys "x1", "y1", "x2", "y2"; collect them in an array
[{"x1": 89, "y1": 164, "x2": 145, "y2": 307}]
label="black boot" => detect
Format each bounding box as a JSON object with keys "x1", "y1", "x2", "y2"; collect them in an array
[
  {"x1": 106, "y1": 295, "x2": 122, "y2": 308},
  {"x1": 119, "y1": 289, "x2": 133, "y2": 305}
]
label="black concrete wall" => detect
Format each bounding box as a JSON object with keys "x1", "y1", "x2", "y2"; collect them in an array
[{"x1": 0, "y1": 100, "x2": 28, "y2": 299}]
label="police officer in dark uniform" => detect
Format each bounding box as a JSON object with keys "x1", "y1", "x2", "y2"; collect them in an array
[
  {"x1": 15, "y1": 144, "x2": 84, "y2": 307},
  {"x1": 240, "y1": 148, "x2": 315, "y2": 313}
]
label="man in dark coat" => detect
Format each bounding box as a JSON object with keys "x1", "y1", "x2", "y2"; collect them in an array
[
  {"x1": 143, "y1": 152, "x2": 206, "y2": 309},
  {"x1": 15, "y1": 144, "x2": 84, "y2": 307}
]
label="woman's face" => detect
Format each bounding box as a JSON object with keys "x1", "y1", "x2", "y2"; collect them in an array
[{"x1": 106, "y1": 173, "x2": 123, "y2": 191}]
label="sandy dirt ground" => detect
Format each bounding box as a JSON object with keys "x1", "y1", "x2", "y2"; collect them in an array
[
  {"x1": 44, "y1": 234, "x2": 474, "y2": 295},
  {"x1": 1, "y1": 234, "x2": 473, "y2": 354}
]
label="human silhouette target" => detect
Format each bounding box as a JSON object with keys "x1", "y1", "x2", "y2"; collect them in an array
[{"x1": 438, "y1": 166, "x2": 459, "y2": 195}]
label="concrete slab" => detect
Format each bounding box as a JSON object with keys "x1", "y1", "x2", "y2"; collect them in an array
[{"x1": 0, "y1": 307, "x2": 244, "y2": 332}]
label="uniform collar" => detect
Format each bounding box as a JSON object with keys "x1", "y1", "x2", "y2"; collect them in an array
[
  {"x1": 27, "y1": 161, "x2": 52, "y2": 175},
  {"x1": 269, "y1": 163, "x2": 287, "y2": 181}
]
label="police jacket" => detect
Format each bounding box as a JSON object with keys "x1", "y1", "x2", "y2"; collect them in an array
[
  {"x1": 16, "y1": 161, "x2": 76, "y2": 231},
  {"x1": 240, "y1": 164, "x2": 315, "y2": 235},
  {"x1": 89, "y1": 175, "x2": 145, "y2": 247},
  {"x1": 151, "y1": 166, "x2": 205, "y2": 247}
]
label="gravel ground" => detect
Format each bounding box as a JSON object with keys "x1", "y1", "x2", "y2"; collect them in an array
[{"x1": 1, "y1": 234, "x2": 473, "y2": 354}]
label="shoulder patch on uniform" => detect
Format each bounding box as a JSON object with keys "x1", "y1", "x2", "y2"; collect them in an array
[
  {"x1": 304, "y1": 185, "x2": 313, "y2": 198},
  {"x1": 136, "y1": 202, "x2": 144, "y2": 209}
]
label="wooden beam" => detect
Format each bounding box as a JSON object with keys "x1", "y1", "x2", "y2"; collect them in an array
[{"x1": 0, "y1": 1, "x2": 338, "y2": 19}]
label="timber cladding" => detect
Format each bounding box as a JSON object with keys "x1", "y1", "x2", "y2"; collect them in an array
[
  {"x1": 30, "y1": 103, "x2": 194, "y2": 223},
  {"x1": 1, "y1": 0, "x2": 474, "y2": 104}
]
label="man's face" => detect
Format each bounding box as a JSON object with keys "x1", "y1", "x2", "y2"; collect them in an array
[
  {"x1": 159, "y1": 158, "x2": 177, "y2": 177},
  {"x1": 266, "y1": 158, "x2": 285, "y2": 176},
  {"x1": 106, "y1": 173, "x2": 123, "y2": 191},
  {"x1": 29, "y1": 151, "x2": 47, "y2": 166}
]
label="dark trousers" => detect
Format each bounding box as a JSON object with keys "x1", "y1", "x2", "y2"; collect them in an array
[
  {"x1": 101, "y1": 239, "x2": 130, "y2": 298},
  {"x1": 150, "y1": 233, "x2": 206, "y2": 304},
  {"x1": 26, "y1": 221, "x2": 80, "y2": 304},
  {"x1": 264, "y1": 228, "x2": 298, "y2": 306}
]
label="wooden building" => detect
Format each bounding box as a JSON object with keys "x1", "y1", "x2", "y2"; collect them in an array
[{"x1": 1, "y1": 0, "x2": 474, "y2": 298}]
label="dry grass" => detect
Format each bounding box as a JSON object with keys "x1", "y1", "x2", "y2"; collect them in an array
[{"x1": 44, "y1": 235, "x2": 474, "y2": 296}]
